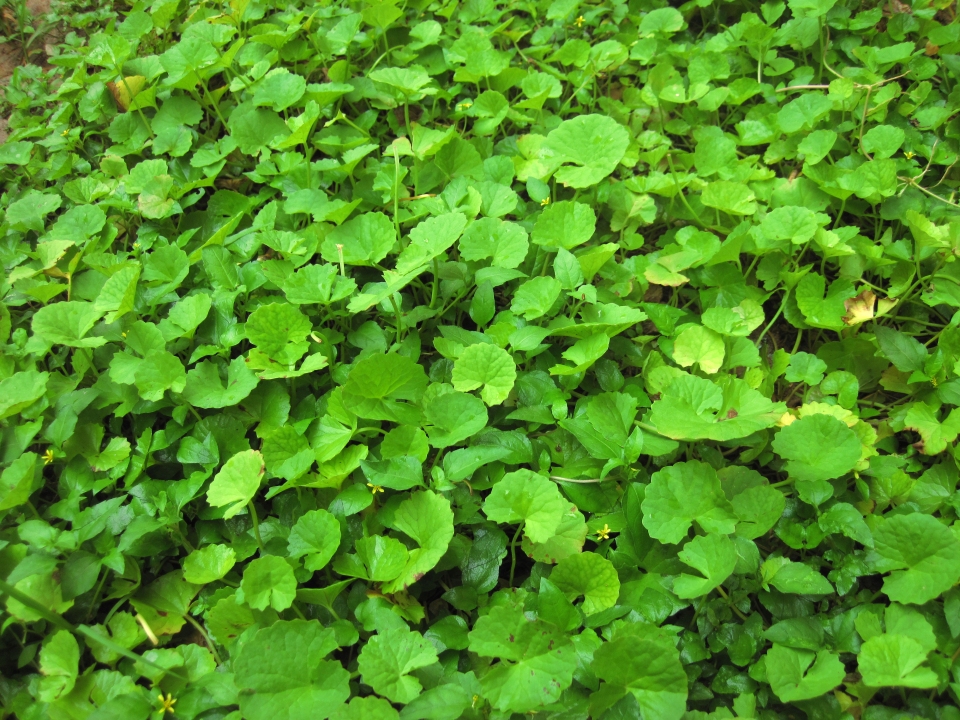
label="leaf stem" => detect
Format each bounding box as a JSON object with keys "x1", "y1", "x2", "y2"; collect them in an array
[
  {"x1": 248, "y1": 501, "x2": 265, "y2": 555},
  {"x1": 508, "y1": 521, "x2": 524, "y2": 588}
]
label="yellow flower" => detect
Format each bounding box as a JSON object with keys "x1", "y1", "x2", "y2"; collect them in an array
[
  {"x1": 457, "y1": 101, "x2": 472, "y2": 110},
  {"x1": 367, "y1": 483, "x2": 384, "y2": 494},
  {"x1": 42, "y1": 449, "x2": 55, "y2": 465},
  {"x1": 61, "y1": 129, "x2": 69, "y2": 136},
  {"x1": 595, "y1": 523, "x2": 611, "y2": 540},
  {"x1": 575, "y1": 15, "x2": 585, "y2": 27},
  {"x1": 905, "y1": 150, "x2": 916, "y2": 160},
  {"x1": 540, "y1": 197, "x2": 550, "y2": 206},
  {"x1": 157, "y1": 692, "x2": 176, "y2": 714}
]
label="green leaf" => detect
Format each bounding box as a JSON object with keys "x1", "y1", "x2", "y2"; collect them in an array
[
  {"x1": 795, "y1": 273, "x2": 856, "y2": 330},
  {"x1": 641, "y1": 460, "x2": 737, "y2": 544},
  {"x1": 784, "y1": 351, "x2": 828, "y2": 385},
  {"x1": 0, "y1": 452, "x2": 41, "y2": 511},
  {"x1": 31, "y1": 301, "x2": 105, "y2": 348},
  {"x1": 544, "y1": 115, "x2": 629, "y2": 188},
  {"x1": 246, "y1": 302, "x2": 312, "y2": 359},
  {"x1": 382, "y1": 491, "x2": 454, "y2": 594},
  {"x1": 591, "y1": 628, "x2": 687, "y2": 720},
  {"x1": 263, "y1": 426, "x2": 314, "y2": 481},
  {"x1": 672, "y1": 325, "x2": 725, "y2": 374},
  {"x1": 288, "y1": 509, "x2": 341, "y2": 571},
  {"x1": 511, "y1": 276, "x2": 562, "y2": 320},
  {"x1": 241, "y1": 555, "x2": 297, "y2": 611},
  {"x1": 765, "y1": 644, "x2": 845, "y2": 702},
  {"x1": 361, "y1": 456, "x2": 423, "y2": 490},
  {"x1": 649, "y1": 375, "x2": 786, "y2": 441},
  {"x1": 358, "y1": 628, "x2": 439, "y2": 703},
  {"x1": 451, "y1": 343, "x2": 517, "y2": 406},
  {"x1": 483, "y1": 470, "x2": 570, "y2": 543},
  {"x1": 858, "y1": 634, "x2": 938, "y2": 689},
  {"x1": 871, "y1": 513, "x2": 960, "y2": 604},
  {"x1": 701, "y1": 181, "x2": 757, "y2": 215},
  {"x1": 322, "y1": 212, "x2": 396, "y2": 266},
  {"x1": 673, "y1": 533, "x2": 737, "y2": 599},
  {"x1": 228, "y1": 102, "x2": 290, "y2": 155},
  {"x1": 182, "y1": 544, "x2": 236, "y2": 584},
  {"x1": 234, "y1": 620, "x2": 348, "y2": 720},
  {"x1": 458, "y1": 217, "x2": 529, "y2": 268},
  {"x1": 772, "y1": 414, "x2": 861, "y2": 482},
  {"x1": 38, "y1": 630, "x2": 80, "y2": 702},
  {"x1": 206, "y1": 449, "x2": 265, "y2": 519},
  {"x1": 549, "y1": 551, "x2": 620, "y2": 615},
  {"x1": 253, "y1": 68, "x2": 307, "y2": 111},
  {"x1": 355, "y1": 536, "x2": 409, "y2": 582},
  {"x1": 343, "y1": 353, "x2": 428, "y2": 424},
  {"x1": 468, "y1": 604, "x2": 577, "y2": 713},
  {"x1": 763, "y1": 558, "x2": 834, "y2": 595},
  {"x1": 133, "y1": 349, "x2": 186, "y2": 401},
  {"x1": 332, "y1": 697, "x2": 399, "y2": 720},
  {"x1": 531, "y1": 200, "x2": 596, "y2": 249},
  {"x1": 902, "y1": 403, "x2": 960, "y2": 455},
  {"x1": 424, "y1": 391, "x2": 488, "y2": 448},
  {"x1": 183, "y1": 357, "x2": 259, "y2": 408}
]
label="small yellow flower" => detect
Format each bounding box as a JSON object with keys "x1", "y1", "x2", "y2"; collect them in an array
[
  {"x1": 157, "y1": 692, "x2": 176, "y2": 714},
  {"x1": 905, "y1": 150, "x2": 916, "y2": 160},
  {"x1": 457, "y1": 101, "x2": 472, "y2": 110},
  {"x1": 575, "y1": 15, "x2": 585, "y2": 27},
  {"x1": 42, "y1": 449, "x2": 55, "y2": 465},
  {"x1": 367, "y1": 483, "x2": 384, "y2": 494},
  {"x1": 540, "y1": 197, "x2": 550, "y2": 206},
  {"x1": 595, "y1": 523, "x2": 611, "y2": 540},
  {"x1": 61, "y1": 129, "x2": 69, "y2": 136}
]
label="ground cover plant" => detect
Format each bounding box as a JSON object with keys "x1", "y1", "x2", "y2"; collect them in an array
[{"x1": 4, "y1": 0, "x2": 960, "y2": 717}]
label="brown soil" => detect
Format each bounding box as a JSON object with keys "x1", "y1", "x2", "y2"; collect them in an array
[{"x1": 1, "y1": 0, "x2": 52, "y2": 143}]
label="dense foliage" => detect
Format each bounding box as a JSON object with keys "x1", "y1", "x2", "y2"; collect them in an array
[{"x1": 3, "y1": 0, "x2": 960, "y2": 717}]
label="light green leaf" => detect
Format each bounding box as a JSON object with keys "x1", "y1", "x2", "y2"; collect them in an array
[
  {"x1": 592, "y1": 628, "x2": 687, "y2": 720},
  {"x1": 451, "y1": 343, "x2": 517, "y2": 406},
  {"x1": 183, "y1": 357, "x2": 259, "y2": 409},
  {"x1": 206, "y1": 449, "x2": 265, "y2": 519},
  {"x1": 183, "y1": 544, "x2": 236, "y2": 584},
  {"x1": 511, "y1": 276, "x2": 562, "y2": 320},
  {"x1": 641, "y1": 460, "x2": 737, "y2": 543},
  {"x1": 871, "y1": 513, "x2": 960, "y2": 604},
  {"x1": 673, "y1": 325, "x2": 725, "y2": 374},
  {"x1": 31, "y1": 301, "x2": 106, "y2": 348},
  {"x1": 234, "y1": 620, "x2": 348, "y2": 720},
  {"x1": 322, "y1": 212, "x2": 396, "y2": 266},
  {"x1": 531, "y1": 200, "x2": 596, "y2": 249},
  {"x1": 38, "y1": 630, "x2": 80, "y2": 702},
  {"x1": 458, "y1": 217, "x2": 529, "y2": 269},
  {"x1": 241, "y1": 555, "x2": 297, "y2": 611},
  {"x1": 673, "y1": 533, "x2": 737, "y2": 599},
  {"x1": 358, "y1": 628, "x2": 439, "y2": 704},
  {"x1": 649, "y1": 375, "x2": 786, "y2": 441},
  {"x1": 483, "y1": 470, "x2": 570, "y2": 543},
  {"x1": 549, "y1": 551, "x2": 619, "y2": 615},
  {"x1": 766, "y1": 644, "x2": 845, "y2": 702},
  {"x1": 288, "y1": 509, "x2": 341, "y2": 572},
  {"x1": 544, "y1": 115, "x2": 629, "y2": 188},
  {"x1": 772, "y1": 414, "x2": 861, "y2": 482},
  {"x1": 468, "y1": 604, "x2": 577, "y2": 714},
  {"x1": 858, "y1": 635, "x2": 938, "y2": 689},
  {"x1": 382, "y1": 491, "x2": 454, "y2": 594}
]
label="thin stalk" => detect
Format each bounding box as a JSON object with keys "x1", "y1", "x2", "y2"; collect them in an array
[
  {"x1": 508, "y1": 522, "x2": 524, "y2": 587},
  {"x1": 248, "y1": 501, "x2": 265, "y2": 555}
]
